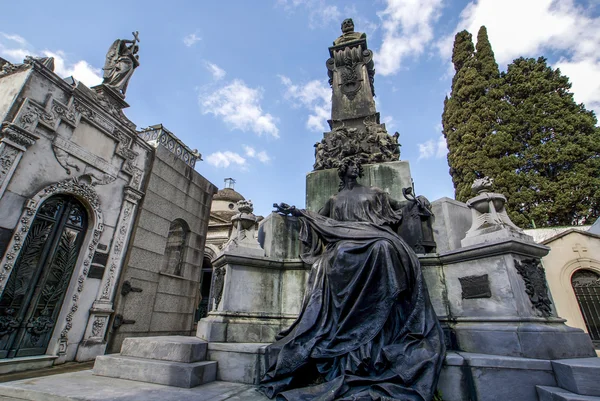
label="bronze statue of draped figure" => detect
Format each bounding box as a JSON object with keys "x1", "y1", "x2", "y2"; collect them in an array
[{"x1": 259, "y1": 158, "x2": 445, "y2": 401}]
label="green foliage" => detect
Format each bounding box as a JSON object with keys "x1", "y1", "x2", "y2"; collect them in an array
[
  {"x1": 443, "y1": 26, "x2": 503, "y2": 203},
  {"x1": 443, "y1": 27, "x2": 600, "y2": 227}
]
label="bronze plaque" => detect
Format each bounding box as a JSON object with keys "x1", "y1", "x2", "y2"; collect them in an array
[{"x1": 459, "y1": 274, "x2": 491, "y2": 299}]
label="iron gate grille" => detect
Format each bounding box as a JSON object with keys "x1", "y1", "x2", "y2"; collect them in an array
[{"x1": 572, "y1": 270, "x2": 600, "y2": 347}]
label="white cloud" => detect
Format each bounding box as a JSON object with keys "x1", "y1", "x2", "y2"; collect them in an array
[
  {"x1": 183, "y1": 33, "x2": 201, "y2": 47},
  {"x1": 256, "y1": 151, "x2": 270, "y2": 163},
  {"x1": 0, "y1": 34, "x2": 102, "y2": 88},
  {"x1": 280, "y1": 75, "x2": 331, "y2": 132},
  {"x1": 0, "y1": 32, "x2": 27, "y2": 46},
  {"x1": 375, "y1": 0, "x2": 444, "y2": 76},
  {"x1": 243, "y1": 145, "x2": 256, "y2": 158},
  {"x1": 555, "y1": 57, "x2": 600, "y2": 115},
  {"x1": 205, "y1": 61, "x2": 226, "y2": 81},
  {"x1": 206, "y1": 151, "x2": 246, "y2": 168},
  {"x1": 381, "y1": 115, "x2": 395, "y2": 131},
  {"x1": 201, "y1": 79, "x2": 279, "y2": 138},
  {"x1": 439, "y1": 0, "x2": 600, "y2": 116},
  {"x1": 1, "y1": 48, "x2": 28, "y2": 61},
  {"x1": 418, "y1": 135, "x2": 447, "y2": 160},
  {"x1": 42, "y1": 50, "x2": 102, "y2": 87},
  {"x1": 276, "y1": 0, "x2": 341, "y2": 28},
  {"x1": 243, "y1": 145, "x2": 271, "y2": 163}
]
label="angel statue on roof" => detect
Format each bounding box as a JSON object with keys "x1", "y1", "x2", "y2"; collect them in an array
[{"x1": 102, "y1": 31, "x2": 140, "y2": 97}]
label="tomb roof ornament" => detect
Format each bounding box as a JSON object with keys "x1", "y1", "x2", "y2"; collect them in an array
[{"x1": 101, "y1": 32, "x2": 140, "y2": 97}]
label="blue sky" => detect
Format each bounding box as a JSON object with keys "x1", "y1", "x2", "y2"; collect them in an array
[{"x1": 1, "y1": 0, "x2": 599, "y2": 217}]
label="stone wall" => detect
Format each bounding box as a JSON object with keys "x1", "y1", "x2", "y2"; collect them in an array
[{"x1": 107, "y1": 144, "x2": 216, "y2": 353}]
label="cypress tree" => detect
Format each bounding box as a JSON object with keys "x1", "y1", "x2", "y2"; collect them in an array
[
  {"x1": 443, "y1": 26, "x2": 504, "y2": 202},
  {"x1": 500, "y1": 57, "x2": 600, "y2": 227}
]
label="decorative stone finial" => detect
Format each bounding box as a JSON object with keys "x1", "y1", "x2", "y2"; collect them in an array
[
  {"x1": 221, "y1": 200, "x2": 264, "y2": 257},
  {"x1": 471, "y1": 176, "x2": 494, "y2": 194},
  {"x1": 461, "y1": 177, "x2": 532, "y2": 247}
]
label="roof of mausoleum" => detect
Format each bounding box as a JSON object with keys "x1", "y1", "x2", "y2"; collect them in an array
[{"x1": 213, "y1": 188, "x2": 245, "y2": 202}]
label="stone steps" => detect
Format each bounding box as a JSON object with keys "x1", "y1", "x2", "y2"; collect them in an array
[
  {"x1": 552, "y1": 358, "x2": 600, "y2": 396},
  {"x1": 120, "y1": 336, "x2": 208, "y2": 363},
  {"x1": 93, "y1": 335, "x2": 216, "y2": 388},
  {"x1": 537, "y1": 357, "x2": 600, "y2": 401},
  {"x1": 537, "y1": 386, "x2": 600, "y2": 401}
]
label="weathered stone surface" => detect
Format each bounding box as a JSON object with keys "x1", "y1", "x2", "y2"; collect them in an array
[
  {"x1": 259, "y1": 213, "x2": 302, "y2": 259},
  {"x1": 120, "y1": 336, "x2": 207, "y2": 363},
  {"x1": 207, "y1": 342, "x2": 268, "y2": 384},
  {"x1": 0, "y1": 370, "x2": 270, "y2": 400},
  {"x1": 93, "y1": 354, "x2": 216, "y2": 388},
  {"x1": 438, "y1": 352, "x2": 557, "y2": 401},
  {"x1": 537, "y1": 386, "x2": 600, "y2": 401},
  {"x1": 0, "y1": 355, "x2": 56, "y2": 375},
  {"x1": 305, "y1": 160, "x2": 412, "y2": 212},
  {"x1": 552, "y1": 358, "x2": 600, "y2": 396},
  {"x1": 430, "y1": 197, "x2": 471, "y2": 252}
]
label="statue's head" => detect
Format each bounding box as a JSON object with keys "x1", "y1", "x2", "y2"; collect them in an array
[
  {"x1": 337, "y1": 157, "x2": 363, "y2": 189},
  {"x1": 341, "y1": 18, "x2": 355, "y2": 34}
]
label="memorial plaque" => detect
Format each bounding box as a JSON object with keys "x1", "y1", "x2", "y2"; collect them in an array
[
  {"x1": 459, "y1": 274, "x2": 491, "y2": 299},
  {"x1": 92, "y1": 251, "x2": 109, "y2": 266},
  {"x1": 88, "y1": 265, "x2": 106, "y2": 279}
]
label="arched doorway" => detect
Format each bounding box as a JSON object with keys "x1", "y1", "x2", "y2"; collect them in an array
[
  {"x1": 0, "y1": 195, "x2": 88, "y2": 358},
  {"x1": 195, "y1": 256, "x2": 213, "y2": 321},
  {"x1": 571, "y1": 269, "x2": 600, "y2": 347}
]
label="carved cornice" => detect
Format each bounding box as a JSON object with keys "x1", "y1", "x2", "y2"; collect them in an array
[
  {"x1": 1, "y1": 123, "x2": 39, "y2": 149},
  {"x1": 138, "y1": 124, "x2": 200, "y2": 168}
]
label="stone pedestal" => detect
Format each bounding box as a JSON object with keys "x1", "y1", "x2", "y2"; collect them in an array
[
  {"x1": 306, "y1": 160, "x2": 413, "y2": 212},
  {"x1": 196, "y1": 252, "x2": 309, "y2": 343}
]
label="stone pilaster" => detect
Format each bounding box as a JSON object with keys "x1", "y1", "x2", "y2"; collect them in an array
[
  {"x1": 79, "y1": 186, "x2": 142, "y2": 358},
  {"x1": 0, "y1": 123, "x2": 39, "y2": 199}
]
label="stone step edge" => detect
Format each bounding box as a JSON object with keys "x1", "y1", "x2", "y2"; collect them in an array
[
  {"x1": 93, "y1": 355, "x2": 217, "y2": 388},
  {"x1": 120, "y1": 337, "x2": 208, "y2": 363},
  {"x1": 537, "y1": 386, "x2": 600, "y2": 401}
]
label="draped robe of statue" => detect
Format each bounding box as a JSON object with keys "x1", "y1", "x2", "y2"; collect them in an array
[
  {"x1": 259, "y1": 185, "x2": 445, "y2": 401},
  {"x1": 102, "y1": 39, "x2": 139, "y2": 95}
]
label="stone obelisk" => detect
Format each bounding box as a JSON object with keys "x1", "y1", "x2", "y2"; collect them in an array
[{"x1": 306, "y1": 18, "x2": 410, "y2": 211}]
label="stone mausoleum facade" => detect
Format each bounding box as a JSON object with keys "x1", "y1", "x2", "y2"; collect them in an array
[{"x1": 0, "y1": 53, "x2": 216, "y2": 373}]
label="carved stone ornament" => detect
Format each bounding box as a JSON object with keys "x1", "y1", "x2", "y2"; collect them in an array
[
  {"x1": 99, "y1": 189, "x2": 139, "y2": 302},
  {"x1": 0, "y1": 178, "x2": 104, "y2": 349},
  {"x1": 91, "y1": 316, "x2": 106, "y2": 337},
  {"x1": 138, "y1": 125, "x2": 200, "y2": 168},
  {"x1": 210, "y1": 266, "x2": 226, "y2": 310},
  {"x1": 1, "y1": 123, "x2": 38, "y2": 148},
  {"x1": 514, "y1": 258, "x2": 553, "y2": 317},
  {"x1": 314, "y1": 119, "x2": 400, "y2": 171}
]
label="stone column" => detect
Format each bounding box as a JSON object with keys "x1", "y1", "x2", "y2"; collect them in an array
[
  {"x1": 78, "y1": 186, "x2": 142, "y2": 360},
  {"x1": 327, "y1": 39, "x2": 376, "y2": 126}
]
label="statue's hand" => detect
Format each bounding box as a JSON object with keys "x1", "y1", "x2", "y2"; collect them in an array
[{"x1": 273, "y1": 202, "x2": 299, "y2": 216}]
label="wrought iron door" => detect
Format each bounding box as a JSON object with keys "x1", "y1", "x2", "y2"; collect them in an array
[
  {"x1": 571, "y1": 270, "x2": 600, "y2": 347},
  {"x1": 0, "y1": 195, "x2": 87, "y2": 358}
]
